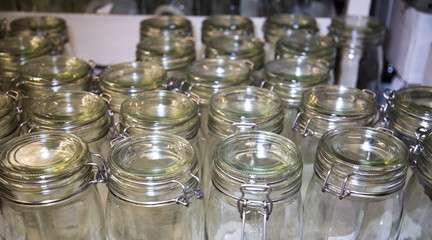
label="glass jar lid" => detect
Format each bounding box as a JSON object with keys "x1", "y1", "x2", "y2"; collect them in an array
[
  {"x1": 205, "y1": 35, "x2": 264, "y2": 70},
  {"x1": 0, "y1": 132, "x2": 92, "y2": 204},
  {"x1": 275, "y1": 33, "x2": 336, "y2": 67},
  {"x1": 263, "y1": 58, "x2": 331, "y2": 106},
  {"x1": 208, "y1": 86, "x2": 283, "y2": 136},
  {"x1": 140, "y1": 15, "x2": 193, "y2": 38},
  {"x1": 201, "y1": 15, "x2": 254, "y2": 44},
  {"x1": 108, "y1": 133, "x2": 199, "y2": 204},
  {"x1": 136, "y1": 36, "x2": 196, "y2": 71},
  {"x1": 20, "y1": 55, "x2": 91, "y2": 85},
  {"x1": 27, "y1": 91, "x2": 109, "y2": 142},
  {"x1": 329, "y1": 16, "x2": 385, "y2": 46},
  {"x1": 295, "y1": 85, "x2": 377, "y2": 137},
  {"x1": 316, "y1": 127, "x2": 408, "y2": 198},
  {"x1": 213, "y1": 131, "x2": 302, "y2": 201},
  {"x1": 263, "y1": 14, "x2": 319, "y2": 45},
  {"x1": 9, "y1": 16, "x2": 68, "y2": 43},
  {"x1": 120, "y1": 90, "x2": 199, "y2": 140},
  {"x1": 185, "y1": 58, "x2": 251, "y2": 104}
]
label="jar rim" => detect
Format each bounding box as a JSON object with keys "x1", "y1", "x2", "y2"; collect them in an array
[
  {"x1": 10, "y1": 16, "x2": 66, "y2": 31},
  {"x1": 393, "y1": 86, "x2": 432, "y2": 121},
  {"x1": 265, "y1": 58, "x2": 330, "y2": 84},
  {"x1": 140, "y1": 15, "x2": 192, "y2": 30},
  {"x1": 276, "y1": 33, "x2": 336, "y2": 57},
  {"x1": 0, "y1": 35, "x2": 52, "y2": 57},
  {"x1": 206, "y1": 35, "x2": 263, "y2": 56},
  {"x1": 136, "y1": 36, "x2": 195, "y2": 57}
]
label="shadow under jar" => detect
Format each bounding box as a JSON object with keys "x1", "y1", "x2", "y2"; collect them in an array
[
  {"x1": 0, "y1": 132, "x2": 106, "y2": 240},
  {"x1": 106, "y1": 133, "x2": 204, "y2": 240},
  {"x1": 302, "y1": 127, "x2": 408, "y2": 240},
  {"x1": 206, "y1": 131, "x2": 302, "y2": 240}
]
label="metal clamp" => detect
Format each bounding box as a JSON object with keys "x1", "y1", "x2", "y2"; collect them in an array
[
  {"x1": 244, "y1": 59, "x2": 255, "y2": 70},
  {"x1": 380, "y1": 88, "x2": 396, "y2": 124},
  {"x1": 291, "y1": 111, "x2": 324, "y2": 137},
  {"x1": 231, "y1": 122, "x2": 258, "y2": 134},
  {"x1": 89, "y1": 153, "x2": 108, "y2": 184},
  {"x1": 409, "y1": 127, "x2": 429, "y2": 167},
  {"x1": 362, "y1": 88, "x2": 376, "y2": 98},
  {"x1": 237, "y1": 184, "x2": 273, "y2": 240},
  {"x1": 321, "y1": 165, "x2": 352, "y2": 200}
]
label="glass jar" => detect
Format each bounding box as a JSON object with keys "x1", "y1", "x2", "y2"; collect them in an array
[
  {"x1": 140, "y1": 15, "x2": 193, "y2": 38},
  {"x1": 329, "y1": 15, "x2": 385, "y2": 92},
  {"x1": 382, "y1": 86, "x2": 432, "y2": 146},
  {"x1": 302, "y1": 127, "x2": 408, "y2": 240},
  {"x1": 262, "y1": 58, "x2": 331, "y2": 139},
  {"x1": 291, "y1": 85, "x2": 377, "y2": 199},
  {"x1": 398, "y1": 128, "x2": 432, "y2": 239},
  {"x1": 182, "y1": 58, "x2": 252, "y2": 143},
  {"x1": 9, "y1": 16, "x2": 69, "y2": 55},
  {"x1": 0, "y1": 35, "x2": 54, "y2": 91},
  {"x1": 0, "y1": 132, "x2": 106, "y2": 239},
  {"x1": 136, "y1": 36, "x2": 195, "y2": 82},
  {"x1": 275, "y1": 32, "x2": 337, "y2": 70},
  {"x1": 202, "y1": 86, "x2": 284, "y2": 201},
  {"x1": 262, "y1": 14, "x2": 319, "y2": 63},
  {"x1": 116, "y1": 90, "x2": 199, "y2": 156},
  {"x1": 0, "y1": 90, "x2": 21, "y2": 146},
  {"x1": 206, "y1": 131, "x2": 302, "y2": 239},
  {"x1": 201, "y1": 15, "x2": 254, "y2": 45},
  {"x1": 107, "y1": 133, "x2": 204, "y2": 239},
  {"x1": 98, "y1": 61, "x2": 167, "y2": 123},
  {"x1": 17, "y1": 55, "x2": 93, "y2": 110},
  {"x1": 205, "y1": 35, "x2": 264, "y2": 85}
]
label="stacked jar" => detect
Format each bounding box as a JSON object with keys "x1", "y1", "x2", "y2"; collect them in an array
[
  {"x1": 98, "y1": 61, "x2": 167, "y2": 123},
  {"x1": 290, "y1": 85, "x2": 377, "y2": 199},
  {"x1": 107, "y1": 133, "x2": 204, "y2": 239},
  {"x1": 261, "y1": 57, "x2": 331, "y2": 139},
  {"x1": 303, "y1": 127, "x2": 408, "y2": 239},
  {"x1": 0, "y1": 35, "x2": 54, "y2": 91},
  {"x1": 262, "y1": 13, "x2": 319, "y2": 63},
  {"x1": 328, "y1": 15, "x2": 385, "y2": 92},
  {"x1": 9, "y1": 16, "x2": 69, "y2": 55},
  {"x1": 0, "y1": 91, "x2": 21, "y2": 146},
  {"x1": 0, "y1": 132, "x2": 106, "y2": 239}
]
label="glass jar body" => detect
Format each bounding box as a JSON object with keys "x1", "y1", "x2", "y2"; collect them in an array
[
  {"x1": 106, "y1": 193, "x2": 204, "y2": 240},
  {"x1": 205, "y1": 188, "x2": 302, "y2": 240},
  {"x1": 1, "y1": 183, "x2": 105, "y2": 240},
  {"x1": 303, "y1": 174, "x2": 403, "y2": 240}
]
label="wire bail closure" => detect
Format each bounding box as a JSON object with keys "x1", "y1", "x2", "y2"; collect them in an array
[{"x1": 321, "y1": 164, "x2": 353, "y2": 200}]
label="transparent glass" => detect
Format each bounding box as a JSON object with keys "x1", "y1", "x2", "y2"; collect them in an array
[
  {"x1": 140, "y1": 15, "x2": 192, "y2": 38},
  {"x1": 136, "y1": 36, "x2": 195, "y2": 81},
  {"x1": 0, "y1": 91, "x2": 20, "y2": 146},
  {"x1": 398, "y1": 130, "x2": 432, "y2": 239},
  {"x1": 107, "y1": 133, "x2": 204, "y2": 240},
  {"x1": 202, "y1": 86, "x2": 284, "y2": 202},
  {"x1": 0, "y1": 35, "x2": 53, "y2": 91},
  {"x1": 0, "y1": 132, "x2": 106, "y2": 239},
  {"x1": 262, "y1": 14, "x2": 319, "y2": 63},
  {"x1": 206, "y1": 131, "x2": 302, "y2": 239},
  {"x1": 98, "y1": 61, "x2": 167, "y2": 122},
  {"x1": 383, "y1": 86, "x2": 432, "y2": 146},
  {"x1": 139, "y1": 0, "x2": 194, "y2": 15},
  {"x1": 290, "y1": 85, "x2": 377, "y2": 200},
  {"x1": 262, "y1": 58, "x2": 331, "y2": 139},
  {"x1": 329, "y1": 16, "x2": 385, "y2": 92},
  {"x1": 201, "y1": 15, "x2": 254, "y2": 44},
  {"x1": 303, "y1": 127, "x2": 408, "y2": 240}
]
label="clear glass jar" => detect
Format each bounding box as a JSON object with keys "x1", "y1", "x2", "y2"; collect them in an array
[
  {"x1": 275, "y1": 32, "x2": 337, "y2": 69},
  {"x1": 329, "y1": 16, "x2": 385, "y2": 92},
  {"x1": 0, "y1": 90, "x2": 21, "y2": 146},
  {"x1": 107, "y1": 133, "x2": 204, "y2": 239},
  {"x1": 140, "y1": 15, "x2": 193, "y2": 39},
  {"x1": 382, "y1": 86, "x2": 432, "y2": 146},
  {"x1": 0, "y1": 132, "x2": 106, "y2": 239},
  {"x1": 303, "y1": 127, "x2": 408, "y2": 240},
  {"x1": 291, "y1": 85, "x2": 377, "y2": 200},
  {"x1": 206, "y1": 131, "x2": 302, "y2": 239},
  {"x1": 17, "y1": 55, "x2": 93, "y2": 110},
  {"x1": 262, "y1": 58, "x2": 331, "y2": 139},
  {"x1": 9, "y1": 16, "x2": 69, "y2": 55},
  {"x1": 202, "y1": 86, "x2": 284, "y2": 201},
  {"x1": 262, "y1": 14, "x2": 319, "y2": 63},
  {"x1": 201, "y1": 15, "x2": 254, "y2": 45},
  {"x1": 205, "y1": 35, "x2": 264, "y2": 85},
  {"x1": 98, "y1": 61, "x2": 167, "y2": 123},
  {"x1": 136, "y1": 36, "x2": 195, "y2": 82},
  {"x1": 182, "y1": 58, "x2": 252, "y2": 145},
  {"x1": 398, "y1": 128, "x2": 432, "y2": 239},
  {"x1": 0, "y1": 35, "x2": 53, "y2": 91},
  {"x1": 117, "y1": 90, "x2": 199, "y2": 156}
]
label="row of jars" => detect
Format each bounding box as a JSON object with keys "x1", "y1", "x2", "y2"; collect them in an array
[{"x1": 0, "y1": 80, "x2": 432, "y2": 238}]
